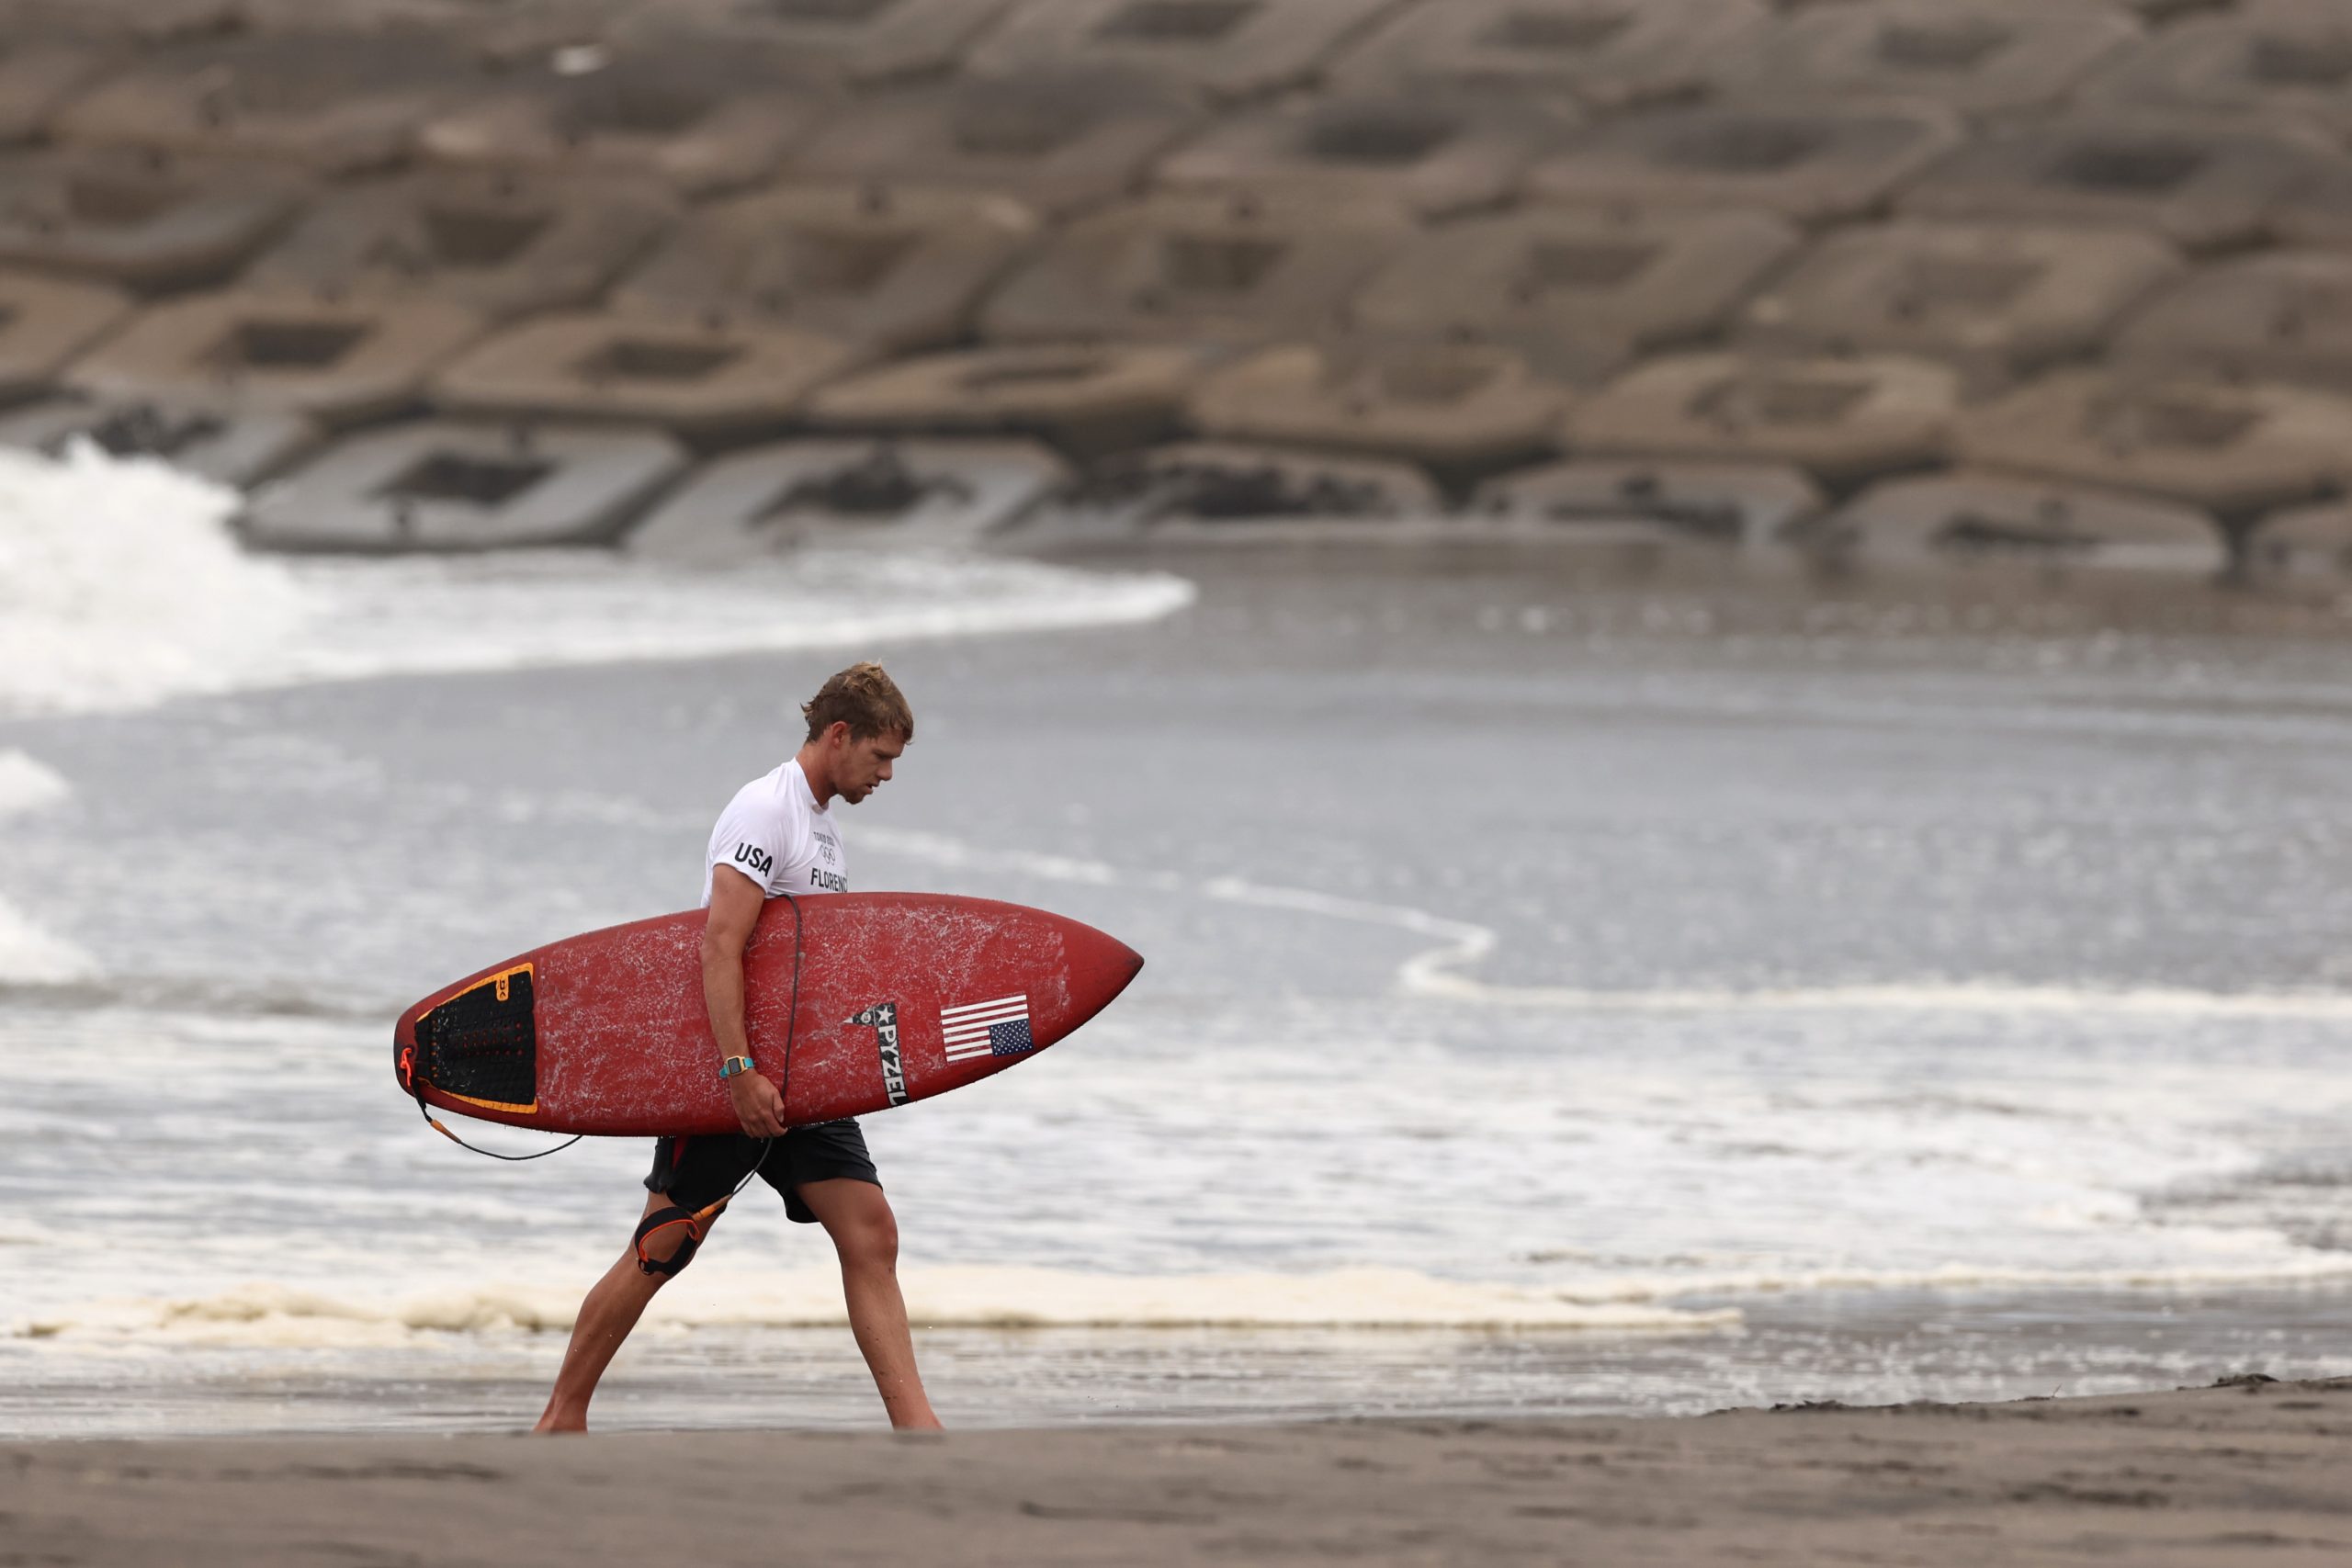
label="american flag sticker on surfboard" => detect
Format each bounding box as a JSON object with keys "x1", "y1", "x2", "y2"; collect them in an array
[{"x1": 939, "y1": 991, "x2": 1034, "y2": 1062}]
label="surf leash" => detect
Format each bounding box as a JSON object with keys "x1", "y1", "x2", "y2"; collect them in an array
[
  {"x1": 631, "y1": 891, "x2": 807, "y2": 1275},
  {"x1": 401, "y1": 1052, "x2": 585, "y2": 1161},
  {"x1": 406, "y1": 892, "x2": 807, "y2": 1280}
]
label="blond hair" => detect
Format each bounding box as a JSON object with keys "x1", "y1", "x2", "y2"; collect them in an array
[{"x1": 802, "y1": 661, "x2": 913, "y2": 743}]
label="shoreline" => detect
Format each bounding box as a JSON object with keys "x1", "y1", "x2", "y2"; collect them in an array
[
  {"x1": 13, "y1": 1272, "x2": 2352, "y2": 1443},
  {"x1": 6, "y1": 1379, "x2": 2346, "y2": 1565}
]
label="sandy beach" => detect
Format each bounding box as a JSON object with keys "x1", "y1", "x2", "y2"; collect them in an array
[
  {"x1": 11, "y1": 1, "x2": 2352, "y2": 1547},
  {"x1": 6, "y1": 1379, "x2": 2346, "y2": 1565}
]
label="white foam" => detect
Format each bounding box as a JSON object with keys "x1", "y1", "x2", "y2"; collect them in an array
[
  {"x1": 0, "y1": 748, "x2": 91, "y2": 984},
  {"x1": 287, "y1": 549, "x2": 1194, "y2": 692},
  {"x1": 0, "y1": 445, "x2": 302, "y2": 717},
  {"x1": 1535, "y1": 1256, "x2": 2352, "y2": 1303},
  {"x1": 884, "y1": 1266, "x2": 1732, "y2": 1331},
  {"x1": 1411, "y1": 972, "x2": 2352, "y2": 1021},
  {"x1": 0, "y1": 443, "x2": 1194, "y2": 719},
  {"x1": 0, "y1": 897, "x2": 96, "y2": 985},
  {"x1": 861, "y1": 825, "x2": 2352, "y2": 1022},
  {"x1": 1241, "y1": 871, "x2": 2352, "y2": 1022},
  {"x1": 35, "y1": 1247, "x2": 2352, "y2": 1354},
  {"x1": 0, "y1": 750, "x2": 69, "y2": 820},
  {"x1": 15, "y1": 1268, "x2": 1737, "y2": 1349}
]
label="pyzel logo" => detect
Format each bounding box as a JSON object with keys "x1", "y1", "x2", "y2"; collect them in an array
[{"x1": 849, "y1": 1002, "x2": 905, "y2": 1106}]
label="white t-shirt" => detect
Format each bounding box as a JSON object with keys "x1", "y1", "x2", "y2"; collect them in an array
[{"x1": 702, "y1": 759, "x2": 847, "y2": 906}]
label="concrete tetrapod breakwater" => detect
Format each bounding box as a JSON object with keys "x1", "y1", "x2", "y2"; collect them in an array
[
  {"x1": 238, "y1": 419, "x2": 686, "y2": 553},
  {"x1": 0, "y1": 396, "x2": 319, "y2": 489},
  {"x1": 611, "y1": 185, "x2": 1035, "y2": 353},
  {"x1": 1474, "y1": 458, "x2": 1825, "y2": 550},
  {"x1": 1710, "y1": 0, "x2": 2141, "y2": 119},
  {"x1": 1738, "y1": 221, "x2": 2183, "y2": 395},
  {"x1": 0, "y1": 0, "x2": 2345, "y2": 599},
  {"x1": 628, "y1": 436, "x2": 1069, "y2": 561},
  {"x1": 0, "y1": 272, "x2": 130, "y2": 402},
  {"x1": 0, "y1": 147, "x2": 309, "y2": 294},
  {"x1": 1816, "y1": 470, "x2": 2231, "y2": 578},
  {"x1": 415, "y1": 39, "x2": 839, "y2": 198},
  {"x1": 51, "y1": 30, "x2": 484, "y2": 175},
  {"x1": 248, "y1": 167, "x2": 679, "y2": 322}
]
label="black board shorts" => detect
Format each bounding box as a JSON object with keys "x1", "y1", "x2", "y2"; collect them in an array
[{"x1": 645, "y1": 1120, "x2": 880, "y2": 1224}]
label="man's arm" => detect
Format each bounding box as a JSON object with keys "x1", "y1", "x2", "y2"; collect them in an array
[{"x1": 704, "y1": 864, "x2": 788, "y2": 1138}]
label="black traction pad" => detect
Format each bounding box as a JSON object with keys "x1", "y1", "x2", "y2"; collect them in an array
[{"x1": 413, "y1": 966, "x2": 537, "y2": 1111}]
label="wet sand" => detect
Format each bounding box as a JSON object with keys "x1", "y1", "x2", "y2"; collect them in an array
[{"x1": 6, "y1": 1378, "x2": 2347, "y2": 1565}]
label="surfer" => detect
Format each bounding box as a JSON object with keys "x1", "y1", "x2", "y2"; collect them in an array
[{"x1": 534, "y1": 662, "x2": 941, "y2": 1432}]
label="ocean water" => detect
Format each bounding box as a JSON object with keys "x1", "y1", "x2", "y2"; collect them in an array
[{"x1": 4, "y1": 446, "x2": 2350, "y2": 1437}]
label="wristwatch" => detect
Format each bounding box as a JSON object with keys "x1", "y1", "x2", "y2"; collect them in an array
[{"x1": 718, "y1": 1055, "x2": 757, "y2": 1080}]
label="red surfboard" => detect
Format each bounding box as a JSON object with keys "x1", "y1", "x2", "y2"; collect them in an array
[{"x1": 393, "y1": 893, "x2": 1143, "y2": 1137}]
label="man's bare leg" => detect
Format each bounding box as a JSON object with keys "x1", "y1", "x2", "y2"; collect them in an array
[
  {"x1": 533, "y1": 1190, "x2": 711, "y2": 1434},
  {"x1": 799, "y1": 1178, "x2": 942, "y2": 1430}
]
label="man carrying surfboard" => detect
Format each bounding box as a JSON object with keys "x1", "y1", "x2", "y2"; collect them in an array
[{"x1": 534, "y1": 662, "x2": 941, "y2": 1432}]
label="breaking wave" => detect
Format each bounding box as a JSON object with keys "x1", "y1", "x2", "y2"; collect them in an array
[
  {"x1": 0, "y1": 443, "x2": 1194, "y2": 720},
  {"x1": 0, "y1": 899, "x2": 93, "y2": 987},
  {"x1": 29, "y1": 1250, "x2": 2352, "y2": 1355},
  {"x1": 0, "y1": 750, "x2": 69, "y2": 818},
  {"x1": 0, "y1": 748, "x2": 91, "y2": 984},
  {"x1": 13, "y1": 1268, "x2": 1738, "y2": 1350}
]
